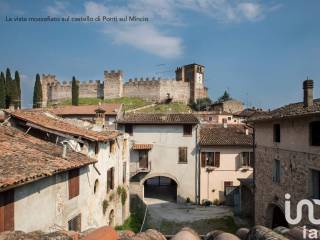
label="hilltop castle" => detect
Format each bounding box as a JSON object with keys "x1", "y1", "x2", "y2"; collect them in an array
[{"x1": 40, "y1": 63, "x2": 208, "y2": 107}]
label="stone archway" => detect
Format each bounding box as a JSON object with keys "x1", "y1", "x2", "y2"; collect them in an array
[
  {"x1": 266, "y1": 203, "x2": 288, "y2": 228},
  {"x1": 108, "y1": 209, "x2": 115, "y2": 227},
  {"x1": 143, "y1": 176, "x2": 178, "y2": 202}
]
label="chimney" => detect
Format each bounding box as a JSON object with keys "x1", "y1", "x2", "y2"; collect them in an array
[
  {"x1": 303, "y1": 79, "x2": 314, "y2": 107},
  {"x1": 62, "y1": 143, "x2": 67, "y2": 158},
  {"x1": 95, "y1": 104, "x2": 106, "y2": 127}
]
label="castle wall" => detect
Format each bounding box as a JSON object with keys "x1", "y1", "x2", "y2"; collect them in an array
[
  {"x1": 123, "y1": 78, "x2": 161, "y2": 102},
  {"x1": 104, "y1": 70, "x2": 123, "y2": 99},
  {"x1": 159, "y1": 80, "x2": 190, "y2": 103}
]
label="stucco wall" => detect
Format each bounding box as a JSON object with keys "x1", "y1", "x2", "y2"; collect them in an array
[
  {"x1": 200, "y1": 146, "x2": 253, "y2": 203},
  {"x1": 127, "y1": 125, "x2": 198, "y2": 203},
  {"x1": 12, "y1": 134, "x2": 130, "y2": 233}
]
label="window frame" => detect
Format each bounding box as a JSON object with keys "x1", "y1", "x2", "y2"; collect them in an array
[
  {"x1": 201, "y1": 152, "x2": 220, "y2": 168},
  {"x1": 68, "y1": 214, "x2": 81, "y2": 232},
  {"x1": 68, "y1": 168, "x2": 80, "y2": 199},
  {"x1": 183, "y1": 125, "x2": 193, "y2": 136},
  {"x1": 273, "y1": 124, "x2": 281, "y2": 143},
  {"x1": 178, "y1": 147, "x2": 188, "y2": 163},
  {"x1": 107, "y1": 167, "x2": 114, "y2": 192}
]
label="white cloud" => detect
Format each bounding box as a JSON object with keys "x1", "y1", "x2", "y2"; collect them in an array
[
  {"x1": 104, "y1": 24, "x2": 182, "y2": 58},
  {"x1": 45, "y1": 0, "x2": 281, "y2": 58}
]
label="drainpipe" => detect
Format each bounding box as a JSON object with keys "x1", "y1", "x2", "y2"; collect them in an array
[
  {"x1": 195, "y1": 124, "x2": 200, "y2": 204},
  {"x1": 253, "y1": 125, "x2": 256, "y2": 224}
]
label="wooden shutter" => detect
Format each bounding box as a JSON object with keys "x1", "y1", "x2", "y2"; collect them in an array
[
  {"x1": 111, "y1": 167, "x2": 114, "y2": 190},
  {"x1": 214, "y1": 152, "x2": 220, "y2": 167},
  {"x1": 69, "y1": 169, "x2": 80, "y2": 199},
  {"x1": 0, "y1": 189, "x2": 14, "y2": 233},
  {"x1": 107, "y1": 169, "x2": 111, "y2": 192},
  {"x1": 179, "y1": 147, "x2": 187, "y2": 163},
  {"x1": 201, "y1": 152, "x2": 206, "y2": 168}
]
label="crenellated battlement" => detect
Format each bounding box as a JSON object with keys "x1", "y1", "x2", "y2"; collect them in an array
[{"x1": 40, "y1": 63, "x2": 207, "y2": 107}]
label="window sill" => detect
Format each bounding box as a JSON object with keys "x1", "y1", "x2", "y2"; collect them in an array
[{"x1": 178, "y1": 162, "x2": 188, "y2": 164}]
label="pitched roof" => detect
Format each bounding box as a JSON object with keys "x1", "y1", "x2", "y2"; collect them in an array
[
  {"x1": 0, "y1": 126, "x2": 96, "y2": 191},
  {"x1": 248, "y1": 99, "x2": 320, "y2": 122},
  {"x1": 200, "y1": 124, "x2": 253, "y2": 146},
  {"x1": 6, "y1": 110, "x2": 120, "y2": 142},
  {"x1": 49, "y1": 103, "x2": 122, "y2": 116},
  {"x1": 117, "y1": 113, "x2": 199, "y2": 125}
]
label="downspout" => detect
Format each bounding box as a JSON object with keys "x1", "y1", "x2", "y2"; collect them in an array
[
  {"x1": 196, "y1": 124, "x2": 200, "y2": 204},
  {"x1": 252, "y1": 124, "x2": 256, "y2": 224}
]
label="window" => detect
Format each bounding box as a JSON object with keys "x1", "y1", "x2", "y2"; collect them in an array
[
  {"x1": 94, "y1": 179, "x2": 99, "y2": 194},
  {"x1": 228, "y1": 117, "x2": 232, "y2": 120},
  {"x1": 107, "y1": 167, "x2": 114, "y2": 192},
  {"x1": 311, "y1": 170, "x2": 320, "y2": 199},
  {"x1": 68, "y1": 168, "x2": 80, "y2": 199},
  {"x1": 310, "y1": 121, "x2": 320, "y2": 146},
  {"x1": 0, "y1": 189, "x2": 14, "y2": 232},
  {"x1": 138, "y1": 150, "x2": 148, "y2": 168},
  {"x1": 125, "y1": 125, "x2": 133, "y2": 136},
  {"x1": 201, "y1": 152, "x2": 220, "y2": 168},
  {"x1": 208, "y1": 117, "x2": 213, "y2": 121},
  {"x1": 110, "y1": 141, "x2": 116, "y2": 154},
  {"x1": 272, "y1": 159, "x2": 281, "y2": 183},
  {"x1": 183, "y1": 125, "x2": 192, "y2": 136},
  {"x1": 241, "y1": 152, "x2": 254, "y2": 167},
  {"x1": 68, "y1": 214, "x2": 81, "y2": 232},
  {"x1": 123, "y1": 162, "x2": 127, "y2": 184},
  {"x1": 224, "y1": 181, "x2": 233, "y2": 196},
  {"x1": 178, "y1": 147, "x2": 188, "y2": 163},
  {"x1": 273, "y1": 124, "x2": 281, "y2": 143},
  {"x1": 94, "y1": 143, "x2": 99, "y2": 155}
]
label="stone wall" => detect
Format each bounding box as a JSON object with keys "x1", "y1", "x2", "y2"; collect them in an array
[
  {"x1": 254, "y1": 145, "x2": 320, "y2": 227},
  {"x1": 159, "y1": 80, "x2": 190, "y2": 103},
  {"x1": 123, "y1": 78, "x2": 161, "y2": 102},
  {"x1": 104, "y1": 70, "x2": 123, "y2": 99}
]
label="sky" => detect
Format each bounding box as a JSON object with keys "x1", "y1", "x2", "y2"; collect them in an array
[{"x1": 0, "y1": 0, "x2": 320, "y2": 109}]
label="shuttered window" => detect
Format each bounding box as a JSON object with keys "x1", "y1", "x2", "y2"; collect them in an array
[
  {"x1": 183, "y1": 125, "x2": 192, "y2": 136},
  {"x1": 178, "y1": 147, "x2": 188, "y2": 163},
  {"x1": 0, "y1": 189, "x2": 14, "y2": 233},
  {"x1": 125, "y1": 125, "x2": 133, "y2": 136},
  {"x1": 68, "y1": 214, "x2": 81, "y2": 232},
  {"x1": 201, "y1": 152, "x2": 220, "y2": 168},
  {"x1": 241, "y1": 152, "x2": 254, "y2": 167},
  {"x1": 107, "y1": 167, "x2": 114, "y2": 192},
  {"x1": 68, "y1": 169, "x2": 80, "y2": 199}
]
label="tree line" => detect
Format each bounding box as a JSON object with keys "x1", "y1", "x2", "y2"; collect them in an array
[{"x1": 0, "y1": 68, "x2": 21, "y2": 109}]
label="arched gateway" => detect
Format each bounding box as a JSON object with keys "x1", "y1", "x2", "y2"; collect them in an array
[{"x1": 143, "y1": 176, "x2": 178, "y2": 202}]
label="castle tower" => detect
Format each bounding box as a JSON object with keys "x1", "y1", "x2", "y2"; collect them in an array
[
  {"x1": 40, "y1": 74, "x2": 57, "y2": 108},
  {"x1": 175, "y1": 63, "x2": 207, "y2": 102},
  {"x1": 104, "y1": 70, "x2": 123, "y2": 99}
]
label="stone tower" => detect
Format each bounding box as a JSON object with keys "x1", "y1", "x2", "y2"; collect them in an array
[
  {"x1": 40, "y1": 74, "x2": 57, "y2": 107},
  {"x1": 104, "y1": 70, "x2": 123, "y2": 99},
  {"x1": 175, "y1": 63, "x2": 207, "y2": 102}
]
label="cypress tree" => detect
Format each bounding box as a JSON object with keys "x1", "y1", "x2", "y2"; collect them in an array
[
  {"x1": 71, "y1": 76, "x2": 79, "y2": 106},
  {"x1": 0, "y1": 72, "x2": 6, "y2": 109},
  {"x1": 15, "y1": 71, "x2": 21, "y2": 108},
  {"x1": 5, "y1": 68, "x2": 12, "y2": 108},
  {"x1": 33, "y1": 74, "x2": 43, "y2": 108}
]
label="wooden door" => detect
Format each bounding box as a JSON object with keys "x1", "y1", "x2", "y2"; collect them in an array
[{"x1": 0, "y1": 189, "x2": 14, "y2": 232}]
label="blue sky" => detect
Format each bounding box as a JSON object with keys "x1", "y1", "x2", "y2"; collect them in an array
[{"x1": 1, "y1": 0, "x2": 320, "y2": 109}]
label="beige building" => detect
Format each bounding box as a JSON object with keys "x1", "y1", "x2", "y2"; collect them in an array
[
  {"x1": 199, "y1": 125, "x2": 253, "y2": 203},
  {"x1": 117, "y1": 113, "x2": 200, "y2": 203},
  {"x1": 194, "y1": 111, "x2": 242, "y2": 125},
  {"x1": 211, "y1": 100, "x2": 244, "y2": 114},
  {"x1": 249, "y1": 80, "x2": 320, "y2": 228},
  {"x1": 3, "y1": 109, "x2": 130, "y2": 232}
]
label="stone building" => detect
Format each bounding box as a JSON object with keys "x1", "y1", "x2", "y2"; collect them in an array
[
  {"x1": 3, "y1": 109, "x2": 130, "y2": 232},
  {"x1": 40, "y1": 63, "x2": 208, "y2": 107},
  {"x1": 249, "y1": 79, "x2": 320, "y2": 228},
  {"x1": 211, "y1": 100, "x2": 244, "y2": 114},
  {"x1": 199, "y1": 125, "x2": 253, "y2": 204},
  {"x1": 117, "y1": 113, "x2": 200, "y2": 203}
]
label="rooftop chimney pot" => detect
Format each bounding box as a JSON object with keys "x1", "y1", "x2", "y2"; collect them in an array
[{"x1": 303, "y1": 79, "x2": 314, "y2": 107}]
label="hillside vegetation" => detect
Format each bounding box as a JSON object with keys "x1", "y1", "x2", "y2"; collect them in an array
[{"x1": 55, "y1": 97, "x2": 191, "y2": 113}]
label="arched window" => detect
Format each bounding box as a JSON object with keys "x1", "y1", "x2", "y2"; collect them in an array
[{"x1": 94, "y1": 179, "x2": 99, "y2": 194}]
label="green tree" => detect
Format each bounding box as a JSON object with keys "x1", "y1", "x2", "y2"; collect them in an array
[
  {"x1": 190, "y1": 97, "x2": 212, "y2": 111},
  {"x1": 33, "y1": 74, "x2": 43, "y2": 108},
  {"x1": 218, "y1": 90, "x2": 232, "y2": 102},
  {"x1": 5, "y1": 68, "x2": 18, "y2": 108},
  {"x1": 15, "y1": 71, "x2": 21, "y2": 108},
  {"x1": 0, "y1": 72, "x2": 6, "y2": 109},
  {"x1": 71, "y1": 76, "x2": 79, "y2": 106}
]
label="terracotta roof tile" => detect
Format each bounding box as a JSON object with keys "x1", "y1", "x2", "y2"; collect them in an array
[
  {"x1": 49, "y1": 103, "x2": 122, "y2": 116},
  {"x1": 117, "y1": 113, "x2": 199, "y2": 125},
  {"x1": 132, "y1": 144, "x2": 153, "y2": 150},
  {"x1": 200, "y1": 124, "x2": 253, "y2": 146},
  {"x1": 248, "y1": 99, "x2": 320, "y2": 122},
  {"x1": 0, "y1": 126, "x2": 96, "y2": 191},
  {"x1": 6, "y1": 110, "x2": 120, "y2": 142}
]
